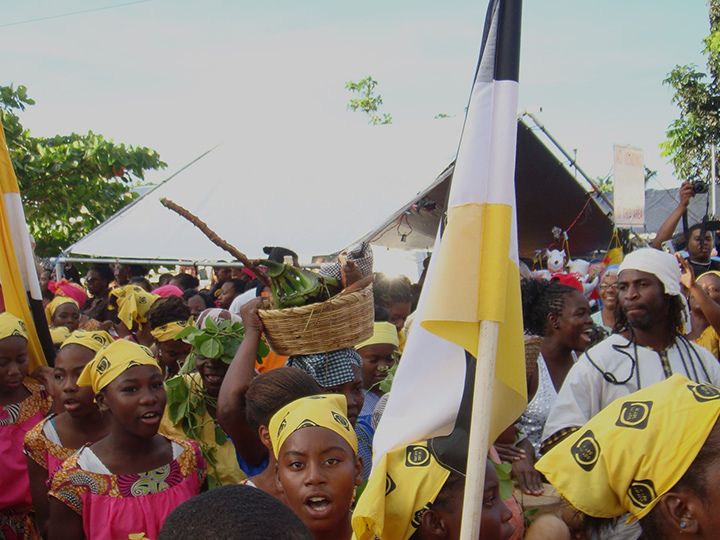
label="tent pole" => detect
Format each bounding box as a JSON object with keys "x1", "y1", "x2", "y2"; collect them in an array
[{"x1": 53, "y1": 256, "x2": 320, "y2": 269}]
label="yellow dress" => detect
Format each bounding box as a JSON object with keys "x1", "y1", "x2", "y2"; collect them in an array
[
  {"x1": 160, "y1": 372, "x2": 246, "y2": 487},
  {"x1": 694, "y1": 325, "x2": 720, "y2": 359}
]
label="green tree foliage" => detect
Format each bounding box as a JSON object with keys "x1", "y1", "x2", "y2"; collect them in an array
[
  {"x1": 345, "y1": 76, "x2": 392, "y2": 125},
  {"x1": 662, "y1": 0, "x2": 720, "y2": 183},
  {"x1": 0, "y1": 84, "x2": 166, "y2": 256}
]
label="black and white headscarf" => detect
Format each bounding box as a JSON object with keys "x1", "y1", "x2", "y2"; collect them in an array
[{"x1": 287, "y1": 348, "x2": 362, "y2": 388}]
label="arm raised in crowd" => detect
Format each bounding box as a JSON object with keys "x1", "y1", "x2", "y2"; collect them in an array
[
  {"x1": 650, "y1": 182, "x2": 694, "y2": 250},
  {"x1": 216, "y1": 298, "x2": 267, "y2": 466},
  {"x1": 679, "y1": 255, "x2": 720, "y2": 333}
]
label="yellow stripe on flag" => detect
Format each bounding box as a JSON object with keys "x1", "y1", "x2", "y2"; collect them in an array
[
  {"x1": 0, "y1": 119, "x2": 47, "y2": 370},
  {"x1": 421, "y1": 202, "x2": 526, "y2": 443}
]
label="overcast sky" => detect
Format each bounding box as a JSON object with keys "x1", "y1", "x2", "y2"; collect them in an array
[{"x1": 1, "y1": 1, "x2": 711, "y2": 192}]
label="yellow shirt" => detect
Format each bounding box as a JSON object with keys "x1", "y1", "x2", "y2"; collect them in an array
[
  {"x1": 694, "y1": 325, "x2": 720, "y2": 359},
  {"x1": 160, "y1": 372, "x2": 246, "y2": 487}
]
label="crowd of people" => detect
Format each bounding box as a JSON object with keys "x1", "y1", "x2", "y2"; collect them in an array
[{"x1": 4, "y1": 192, "x2": 720, "y2": 539}]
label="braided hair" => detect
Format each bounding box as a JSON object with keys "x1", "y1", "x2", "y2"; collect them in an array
[{"x1": 521, "y1": 279, "x2": 578, "y2": 336}]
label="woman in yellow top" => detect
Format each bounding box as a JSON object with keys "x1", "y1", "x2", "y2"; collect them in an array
[
  {"x1": 161, "y1": 309, "x2": 265, "y2": 487},
  {"x1": 686, "y1": 268, "x2": 720, "y2": 358}
]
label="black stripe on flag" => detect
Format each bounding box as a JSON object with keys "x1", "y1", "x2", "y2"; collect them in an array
[
  {"x1": 494, "y1": 0, "x2": 522, "y2": 82},
  {"x1": 472, "y1": 0, "x2": 522, "y2": 85}
]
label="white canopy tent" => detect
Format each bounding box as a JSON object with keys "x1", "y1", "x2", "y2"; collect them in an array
[
  {"x1": 65, "y1": 116, "x2": 614, "y2": 272},
  {"x1": 65, "y1": 118, "x2": 465, "y2": 264}
]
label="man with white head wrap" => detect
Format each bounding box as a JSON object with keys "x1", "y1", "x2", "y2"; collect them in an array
[{"x1": 540, "y1": 248, "x2": 720, "y2": 540}]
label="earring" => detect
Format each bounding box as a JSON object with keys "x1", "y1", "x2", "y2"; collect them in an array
[{"x1": 680, "y1": 520, "x2": 688, "y2": 530}]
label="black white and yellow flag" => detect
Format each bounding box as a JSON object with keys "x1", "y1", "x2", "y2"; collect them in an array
[{"x1": 374, "y1": 0, "x2": 527, "y2": 467}]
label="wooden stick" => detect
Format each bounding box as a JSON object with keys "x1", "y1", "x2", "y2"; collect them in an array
[
  {"x1": 160, "y1": 198, "x2": 270, "y2": 286},
  {"x1": 459, "y1": 320, "x2": 498, "y2": 540}
]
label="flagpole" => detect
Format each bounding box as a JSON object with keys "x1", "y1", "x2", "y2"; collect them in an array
[{"x1": 459, "y1": 319, "x2": 499, "y2": 540}]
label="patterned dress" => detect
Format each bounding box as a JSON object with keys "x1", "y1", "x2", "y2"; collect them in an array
[
  {"x1": 49, "y1": 437, "x2": 206, "y2": 540},
  {"x1": 0, "y1": 378, "x2": 52, "y2": 540},
  {"x1": 24, "y1": 414, "x2": 76, "y2": 480}
]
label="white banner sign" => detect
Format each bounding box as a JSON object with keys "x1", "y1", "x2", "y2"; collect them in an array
[{"x1": 613, "y1": 144, "x2": 645, "y2": 227}]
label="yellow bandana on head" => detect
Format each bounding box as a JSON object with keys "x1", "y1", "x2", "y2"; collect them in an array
[
  {"x1": 0, "y1": 312, "x2": 28, "y2": 341},
  {"x1": 536, "y1": 374, "x2": 720, "y2": 522},
  {"x1": 60, "y1": 330, "x2": 114, "y2": 353},
  {"x1": 45, "y1": 296, "x2": 78, "y2": 326},
  {"x1": 150, "y1": 319, "x2": 193, "y2": 343},
  {"x1": 50, "y1": 326, "x2": 71, "y2": 345},
  {"x1": 109, "y1": 285, "x2": 159, "y2": 329},
  {"x1": 268, "y1": 394, "x2": 358, "y2": 459},
  {"x1": 352, "y1": 441, "x2": 451, "y2": 540},
  {"x1": 77, "y1": 339, "x2": 160, "y2": 394},
  {"x1": 355, "y1": 321, "x2": 400, "y2": 350}
]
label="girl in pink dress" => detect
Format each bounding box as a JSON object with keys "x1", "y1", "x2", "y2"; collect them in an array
[
  {"x1": 0, "y1": 312, "x2": 52, "y2": 539},
  {"x1": 47, "y1": 340, "x2": 206, "y2": 540},
  {"x1": 24, "y1": 330, "x2": 114, "y2": 537}
]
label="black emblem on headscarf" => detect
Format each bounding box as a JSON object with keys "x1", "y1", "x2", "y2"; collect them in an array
[
  {"x1": 385, "y1": 474, "x2": 396, "y2": 496},
  {"x1": 277, "y1": 418, "x2": 287, "y2": 436},
  {"x1": 616, "y1": 401, "x2": 653, "y2": 430},
  {"x1": 687, "y1": 383, "x2": 720, "y2": 402},
  {"x1": 297, "y1": 419, "x2": 319, "y2": 430},
  {"x1": 628, "y1": 479, "x2": 657, "y2": 508},
  {"x1": 96, "y1": 356, "x2": 110, "y2": 374},
  {"x1": 332, "y1": 411, "x2": 350, "y2": 431},
  {"x1": 405, "y1": 445, "x2": 431, "y2": 467},
  {"x1": 570, "y1": 430, "x2": 601, "y2": 472},
  {"x1": 411, "y1": 504, "x2": 432, "y2": 528}
]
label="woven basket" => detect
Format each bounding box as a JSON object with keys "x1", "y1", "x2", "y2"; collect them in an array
[{"x1": 258, "y1": 285, "x2": 374, "y2": 355}]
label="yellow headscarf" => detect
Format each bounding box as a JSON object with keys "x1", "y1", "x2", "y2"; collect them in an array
[
  {"x1": 0, "y1": 312, "x2": 28, "y2": 341},
  {"x1": 698, "y1": 270, "x2": 720, "y2": 282},
  {"x1": 536, "y1": 374, "x2": 720, "y2": 521},
  {"x1": 268, "y1": 394, "x2": 357, "y2": 459},
  {"x1": 45, "y1": 296, "x2": 78, "y2": 326},
  {"x1": 77, "y1": 340, "x2": 160, "y2": 394},
  {"x1": 352, "y1": 440, "x2": 451, "y2": 540},
  {"x1": 150, "y1": 319, "x2": 193, "y2": 343},
  {"x1": 60, "y1": 330, "x2": 114, "y2": 353},
  {"x1": 109, "y1": 285, "x2": 159, "y2": 329},
  {"x1": 355, "y1": 321, "x2": 400, "y2": 350},
  {"x1": 50, "y1": 326, "x2": 71, "y2": 346}
]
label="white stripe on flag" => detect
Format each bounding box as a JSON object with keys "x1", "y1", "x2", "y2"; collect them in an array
[{"x1": 3, "y1": 193, "x2": 42, "y2": 300}]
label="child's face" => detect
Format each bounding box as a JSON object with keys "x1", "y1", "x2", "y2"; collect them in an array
[
  {"x1": 157, "y1": 340, "x2": 191, "y2": 372},
  {"x1": 0, "y1": 336, "x2": 29, "y2": 395},
  {"x1": 326, "y1": 366, "x2": 364, "y2": 426},
  {"x1": 53, "y1": 303, "x2": 80, "y2": 332},
  {"x1": 358, "y1": 343, "x2": 397, "y2": 392},
  {"x1": 425, "y1": 462, "x2": 514, "y2": 540},
  {"x1": 53, "y1": 345, "x2": 98, "y2": 417},
  {"x1": 195, "y1": 356, "x2": 229, "y2": 398},
  {"x1": 276, "y1": 426, "x2": 361, "y2": 536},
  {"x1": 98, "y1": 365, "x2": 166, "y2": 438}
]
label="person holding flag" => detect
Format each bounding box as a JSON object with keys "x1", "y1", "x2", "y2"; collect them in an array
[{"x1": 370, "y1": 0, "x2": 527, "y2": 538}]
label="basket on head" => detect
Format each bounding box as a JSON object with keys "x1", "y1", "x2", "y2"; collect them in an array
[{"x1": 257, "y1": 285, "x2": 374, "y2": 356}]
